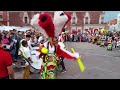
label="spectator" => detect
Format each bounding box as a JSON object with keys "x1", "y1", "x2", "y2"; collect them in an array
[
  {"x1": 26, "y1": 35, "x2": 32, "y2": 50},
  {"x1": 1, "y1": 35, "x2": 10, "y2": 44},
  {"x1": 0, "y1": 33, "x2": 15, "y2": 79},
  {"x1": 38, "y1": 34, "x2": 44, "y2": 44},
  {"x1": 10, "y1": 32, "x2": 18, "y2": 62}
]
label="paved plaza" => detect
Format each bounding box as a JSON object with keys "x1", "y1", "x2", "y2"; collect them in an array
[{"x1": 15, "y1": 42, "x2": 120, "y2": 79}]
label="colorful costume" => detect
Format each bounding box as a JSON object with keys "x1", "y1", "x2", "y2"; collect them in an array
[
  {"x1": 31, "y1": 11, "x2": 79, "y2": 60},
  {"x1": 31, "y1": 11, "x2": 79, "y2": 79},
  {"x1": 100, "y1": 35, "x2": 105, "y2": 47},
  {"x1": 107, "y1": 37, "x2": 112, "y2": 51}
]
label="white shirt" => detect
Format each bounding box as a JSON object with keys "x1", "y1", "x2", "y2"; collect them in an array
[
  {"x1": 34, "y1": 37, "x2": 38, "y2": 43},
  {"x1": 19, "y1": 47, "x2": 31, "y2": 59},
  {"x1": 38, "y1": 36, "x2": 43, "y2": 43},
  {"x1": 19, "y1": 46, "x2": 31, "y2": 67},
  {"x1": 117, "y1": 40, "x2": 120, "y2": 46},
  {"x1": 27, "y1": 39, "x2": 32, "y2": 50},
  {"x1": 44, "y1": 41, "x2": 55, "y2": 54}
]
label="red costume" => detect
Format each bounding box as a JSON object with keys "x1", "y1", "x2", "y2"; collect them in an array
[{"x1": 31, "y1": 11, "x2": 79, "y2": 60}]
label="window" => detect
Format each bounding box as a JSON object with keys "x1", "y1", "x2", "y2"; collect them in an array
[
  {"x1": 24, "y1": 17, "x2": 28, "y2": 23},
  {"x1": 72, "y1": 17, "x2": 76, "y2": 24},
  {"x1": 101, "y1": 17, "x2": 104, "y2": 24},
  {"x1": 85, "y1": 17, "x2": 88, "y2": 24},
  {"x1": 101, "y1": 22, "x2": 104, "y2": 24},
  {"x1": 0, "y1": 15, "x2": 3, "y2": 21},
  {"x1": 78, "y1": 29, "x2": 81, "y2": 32},
  {"x1": 85, "y1": 29, "x2": 88, "y2": 31}
]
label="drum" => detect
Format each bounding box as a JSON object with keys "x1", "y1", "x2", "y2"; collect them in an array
[
  {"x1": 15, "y1": 56, "x2": 29, "y2": 68},
  {"x1": 32, "y1": 47, "x2": 39, "y2": 50},
  {"x1": 30, "y1": 66, "x2": 40, "y2": 74},
  {"x1": 30, "y1": 51, "x2": 42, "y2": 73},
  {"x1": 16, "y1": 55, "x2": 42, "y2": 73}
]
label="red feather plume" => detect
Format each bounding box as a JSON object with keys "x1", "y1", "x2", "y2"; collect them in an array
[{"x1": 38, "y1": 13, "x2": 55, "y2": 37}]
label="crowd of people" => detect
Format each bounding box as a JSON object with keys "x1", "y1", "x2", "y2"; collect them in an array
[
  {"x1": 0, "y1": 29, "x2": 46, "y2": 62},
  {"x1": 1, "y1": 27, "x2": 120, "y2": 79},
  {"x1": 65, "y1": 30, "x2": 120, "y2": 51},
  {"x1": 0, "y1": 29, "x2": 79, "y2": 79},
  {"x1": 86, "y1": 30, "x2": 120, "y2": 51},
  {"x1": 64, "y1": 32, "x2": 88, "y2": 42},
  {"x1": 0, "y1": 11, "x2": 82, "y2": 79},
  {"x1": 4, "y1": 11, "x2": 120, "y2": 79},
  {"x1": 0, "y1": 29, "x2": 51, "y2": 79}
]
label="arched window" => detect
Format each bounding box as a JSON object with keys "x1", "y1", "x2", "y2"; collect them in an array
[
  {"x1": 0, "y1": 15, "x2": 3, "y2": 21},
  {"x1": 101, "y1": 17, "x2": 104, "y2": 24},
  {"x1": 85, "y1": 17, "x2": 88, "y2": 24},
  {"x1": 73, "y1": 17, "x2": 76, "y2": 24},
  {"x1": 72, "y1": 17, "x2": 76, "y2": 24},
  {"x1": 85, "y1": 29, "x2": 88, "y2": 31},
  {"x1": 84, "y1": 12, "x2": 90, "y2": 24},
  {"x1": 24, "y1": 17, "x2": 28, "y2": 24}
]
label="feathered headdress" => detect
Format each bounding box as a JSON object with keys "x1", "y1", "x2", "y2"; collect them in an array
[
  {"x1": 30, "y1": 11, "x2": 71, "y2": 39},
  {"x1": 53, "y1": 11, "x2": 71, "y2": 37},
  {"x1": 30, "y1": 13, "x2": 48, "y2": 38},
  {"x1": 38, "y1": 13, "x2": 55, "y2": 38}
]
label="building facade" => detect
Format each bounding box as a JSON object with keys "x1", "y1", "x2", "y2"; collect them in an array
[
  {"x1": 9, "y1": 11, "x2": 40, "y2": 27},
  {"x1": 66, "y1": 11, "x2": 105, "y2": 34},
  {"x1": 1, "y1": 11, "x2": 105, "y2": 33},
  {"x1": 0, "y1": 11, "x2": 9, "y2": 26}
]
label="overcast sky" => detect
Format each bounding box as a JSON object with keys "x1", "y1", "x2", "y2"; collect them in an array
[{"x1": 104, "y1": 11, "x2": 120, "y2": 22}]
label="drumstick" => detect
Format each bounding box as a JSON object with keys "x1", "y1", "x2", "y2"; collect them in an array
[{"x1": 71, "y1": 48, "x2": 85, "y2": 72}]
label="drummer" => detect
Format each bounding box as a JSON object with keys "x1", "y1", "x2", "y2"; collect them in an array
[
  {"x1": 20, "y1": 35, "x2": 32, "y2": 50},
  {"x1": 19, "y1": 40, "x2": 33, "y2": 79}
]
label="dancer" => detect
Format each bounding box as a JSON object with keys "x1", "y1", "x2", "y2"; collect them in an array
[{"x1": 31, "y1": 11, "x2": 80, "y2": 79}]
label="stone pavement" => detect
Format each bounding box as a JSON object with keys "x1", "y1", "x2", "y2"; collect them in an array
[{"x1": 15, "y1": 42, "x2": 120, "y2": 79}]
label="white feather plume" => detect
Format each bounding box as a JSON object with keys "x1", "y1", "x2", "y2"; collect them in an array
[
  {"x1": 53, "y1": 11, "x2": 68, "y2": 37},
  {"x1": 30, "y1": 13, "x2": 48, "y2": 38}
]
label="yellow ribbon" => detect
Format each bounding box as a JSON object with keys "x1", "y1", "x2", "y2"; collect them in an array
[{"x1": 71, "y1": 48, "x2": 85, "y2": 72}]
